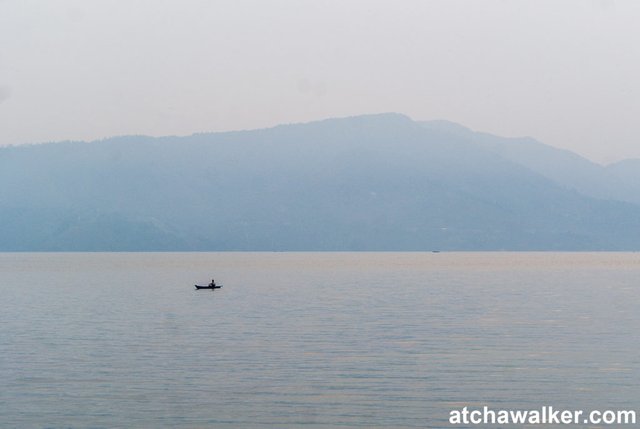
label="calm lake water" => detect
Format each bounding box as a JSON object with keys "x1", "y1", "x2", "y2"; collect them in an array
[{"x1": 1, "y1": 252, "x2": 639, "y2": 428}]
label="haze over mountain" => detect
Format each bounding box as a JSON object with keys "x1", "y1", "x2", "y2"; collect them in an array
[
  {"x1": 421, "y1": 120, "x2": 640, "y2": 205},
  {"x1": 2, "y1": 113, "x2": 640, "y2": 251}
]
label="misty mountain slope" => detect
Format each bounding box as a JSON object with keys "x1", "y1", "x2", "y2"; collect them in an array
[
  {"x1": 607, "y1": 159, "x2": 640, "y2": 188},
  {"x1": 421, "y1": 120, "x2": 640, "y2": 205},
  {"x1": 2, "y1": 113, "x2": 640, "y2": 250}
]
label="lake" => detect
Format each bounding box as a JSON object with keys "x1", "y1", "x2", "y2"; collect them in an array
[{"x1": 1, "y1": 252, "x2": 639, "y2": 428}]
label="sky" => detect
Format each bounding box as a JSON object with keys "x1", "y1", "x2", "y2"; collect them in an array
[{"x1": 0, "y1": 0, "x2": 638, "y2": 164}]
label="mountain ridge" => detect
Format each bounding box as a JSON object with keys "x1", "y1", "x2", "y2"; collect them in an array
[{"x1": 2, "y1": 113, "x2": 640, "y2": 251}]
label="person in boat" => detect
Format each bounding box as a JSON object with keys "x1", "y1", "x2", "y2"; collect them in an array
[{"x1": 209, "y1": 278, "x2": 216, "y2": 287}]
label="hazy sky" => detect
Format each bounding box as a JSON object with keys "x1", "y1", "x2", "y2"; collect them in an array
[{"x1": 1, "y1": 0, "x2": 638, "y2": 164}]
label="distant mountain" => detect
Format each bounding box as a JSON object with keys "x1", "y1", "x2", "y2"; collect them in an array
[
  {"x1": 421, "y1": 120, "x2": 640, "y2": 204},
  {"x1": 606, "y1": 158, "x2": 640, "y2": 199},
  {"x1": 2, "y1": 113, "x2": 640, "y2": 250}
]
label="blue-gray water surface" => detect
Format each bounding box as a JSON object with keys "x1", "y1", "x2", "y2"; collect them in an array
[{"x1": 1, "y1": 252, "x2": 639, "y2": 428}]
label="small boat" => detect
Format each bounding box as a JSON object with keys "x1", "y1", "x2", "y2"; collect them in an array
[{"x1": 195, "y1": 284, "x2": 223, "y2": 290}]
